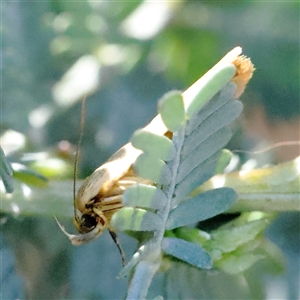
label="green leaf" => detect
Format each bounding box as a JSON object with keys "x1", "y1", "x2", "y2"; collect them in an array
[
  {"x1": 111, "y1": 207, "x2": 162, "y2": 232},
  {"x1": 184, "y1": 82, "x2": 237, "y2": 135},
  {"x1": 0, "y1": 170, "x2": 14, "y2": 194},
  {"x1": 166, "y1": 188, "x2": 237, "y2": 230},
  {"x1": 133, "y1": 153, "x2": 172, "y2": 184},
  {"x1": 183, "y1": 102, "x2": 242, "y2": 157},
  {"x1": 200, "y1": 156, "x2": 300, "y2": 212},
  {"x1": 167, "y1": 227, "x2": 211, "y2": 245},
  {"x1": 122, "y1": 184, "x2": 167, "y2": 210},
  {"x1": 204, "y1": 219, "x2": 269, "y2": 254},
  {"x1": 162, "y1": 237, "x2": 212, "y2": 269},
  {"x1": 1, "y1": 180, "x2": 73, "y2": 218},
  {"x1": 214, "y1": 252, "x2": 264, "y2": 275},
  {"x1": 173, "y1": 84, "x2": 242, "y2": 204},
  {"x1": 172, "y1": 152, "x2": 220, "y2": 205},
  {"x1": 158, "y1": 91, "x2": 186, "y2": 132},
  {"x1": 117, "y1": 48, "x2": 254, "y2": 298},
  {"x1": 29, "y1": 158, "x2": 74, "y2": 179},
  {"x1": 127, "y1": 81, "x2": 243, "y2": 294},
  {"x1": 185, "y1": 64, "x2": 236, "y2": 116},
  {"x1": 214, "y1": 149, "x2": 234, "y2": 174},
  {"x1": 12, "y1": 163, "x2": 48, "y2": 187},
  {"x1": 0, "y1": 146, "x2": 14, "y2": 193},
  {"x1": 131, "y1": 129, "x2": 175, "y2": 161},
  {"x1": 175, "y1": 126, "x2": 233, "y2": 184}
]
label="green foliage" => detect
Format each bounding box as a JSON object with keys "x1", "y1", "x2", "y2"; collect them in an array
[
  {"x1": 158, "y1": 91, "x2": 185, "y2": 132},
  {"x1": 131, "y1": 129, "x2": 176, "y2": 161},
  {"x1": 166, "y1": 188, "x2": 236, "y2": 230},
  {"x1": 12, "y1": 163, "x2": 48, "y2": 188},
  {"x1": 0, "y1": 146, "x2": 14, "y2": 193},
  {"x1": 122, "y1": 184, "x2": 166, "y2": 210},
  {"x1": 184, "y1": 64, "x2": 236, "y2": 116},
  {"x1": 133, "y1": 153, "x2": 172, "y2": 184},
  {"x1": 110, "y1": 66, "x2": 247, "y2": 297},
  {"x1": 29, "y1": 158, "x2": 74, "y2": 179},
  {"x1": 206, "y1": 218, "x2": 268, "y2": 254},
  {"x1": 214, "y1": 149, "x2": 234, "y2": 174},
  {"x1": 112, "y1": 207, "x2": 162, "y2": 232},
  {"x1": 1, "y1": 181, "x2": 73, "y2": 218},
  {"x1": 204, "y1": 217, "x2": 269, "y2": 274},
  {"x1": 162, "y1": 237, "x2": 212, "y2": 269},
  {"x1": 2, "y1": 56, "x2": 296, "y2": 297},
  {"x1": 198, "y1": 156, "x2": 300, "y2": 212}
]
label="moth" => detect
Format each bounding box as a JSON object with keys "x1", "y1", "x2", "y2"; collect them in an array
[{"x1": 57, "y1": 47, "x2": 254, "y2": 264}]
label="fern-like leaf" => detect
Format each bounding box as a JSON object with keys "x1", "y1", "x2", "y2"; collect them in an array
[
  {"x1": 109, "y1": 47, "x2": 254, "y2": 299},
  {"x1": 113, "y1": 80, "x2": 241, "y2": 273}
]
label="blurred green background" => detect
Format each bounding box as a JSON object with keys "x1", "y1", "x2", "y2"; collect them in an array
[{"x1": 1, "y1": 1, "x2": 299, "y2": 299}]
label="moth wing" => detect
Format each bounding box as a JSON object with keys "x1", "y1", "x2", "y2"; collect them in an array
[{"x1": 75, "y1": 143, "x2": 141, "y2": 211}]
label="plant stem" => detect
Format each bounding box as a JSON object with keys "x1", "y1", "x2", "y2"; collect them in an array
[
  {"x1": 1, "y1": 180, "x2": 299, "y2": 218},
  {"x1": 126, "y1": 260, "x2": 160, "y2": 300},
  {"x1": 229, "y1": 193, "x2": 300, "y2": 212}
]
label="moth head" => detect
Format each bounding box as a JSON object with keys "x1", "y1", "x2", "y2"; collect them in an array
[
  {"x1": 56, "y1": 196, "x2": 108, "y2": 245},
  {"x1": 55, "y1": 212, "x2": 105, "y2": 246},
  {"x1": 74, "y1": 208, "x2": 98, "y2": 232},
  {"x1": 57, "y1": 184, "x2": 107, "y2": 246}
]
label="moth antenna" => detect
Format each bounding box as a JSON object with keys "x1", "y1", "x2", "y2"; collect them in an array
[{"x1": 74, "y1": 96, "x2": 87, "y2": 213}]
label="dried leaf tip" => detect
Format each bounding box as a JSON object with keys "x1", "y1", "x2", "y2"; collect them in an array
[
  {"x1": 231, "y1": 53, "x2": 255, "y2": 98},
  {"x1": 217, "y1": 47, "x2": 255, "y2": 98}
]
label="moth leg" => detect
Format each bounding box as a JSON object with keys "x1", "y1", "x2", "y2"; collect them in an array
[{"x1": 109, "y1": 230, "x2": 126, "y2": 266}]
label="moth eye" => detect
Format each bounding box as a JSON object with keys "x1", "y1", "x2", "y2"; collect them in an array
[{"x1": 81, "y1": 214, "x2": 97, "y2": 231}]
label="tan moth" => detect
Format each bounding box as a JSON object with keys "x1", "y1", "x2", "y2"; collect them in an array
[{"x1": 57, "y1": 47, "x2": 254, "y2": 264}]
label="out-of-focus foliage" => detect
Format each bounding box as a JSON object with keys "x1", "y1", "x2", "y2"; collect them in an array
[
  {"x1": 1, "y1": 1, "x2": 299, "y2": 299},
  {"x1": 0, "y1": 146, "x2": 14, "y2": 193},
  {"x1": 197, "y1": 156, "x2": 300, "y2": 212}
]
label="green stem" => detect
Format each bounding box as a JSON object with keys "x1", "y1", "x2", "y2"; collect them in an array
[
  {"x1": 1, "y1": 180, "x2": 299, "y2": 218},
  {"x1": 126, "y1": 260, "x2": 160, "y2": 300},
  {"x1": 125, "y1": 129, "x2": 186, "y2": 298},
  {"x1": 230, "y1": 193, "x2": 300, "y2": 212}
]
